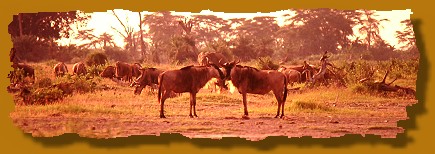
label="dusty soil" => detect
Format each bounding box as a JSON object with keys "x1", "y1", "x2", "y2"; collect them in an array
[{"x1": 10, "y1": 88, "x2": 416, "y2": 141}]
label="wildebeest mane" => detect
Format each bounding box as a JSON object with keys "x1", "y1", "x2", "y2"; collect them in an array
[{"x1": 180, "y1": 65, "x2": 194, "y2": 70}]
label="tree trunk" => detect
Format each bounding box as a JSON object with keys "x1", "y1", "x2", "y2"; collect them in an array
[
  {"x1": 18, "y1": 13, "x2": 23, "y2": 37},
  {"x1": 139, "y1": 12, "x2": 146, "y2": 61}
]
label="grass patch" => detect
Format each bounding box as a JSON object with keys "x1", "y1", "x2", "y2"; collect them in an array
[{"x1": 289, "y1": 100, "x2": 333, "y2": 112}]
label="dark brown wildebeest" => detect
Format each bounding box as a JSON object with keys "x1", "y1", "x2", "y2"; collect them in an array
[
  {"x1": 157, "y1": 64, "x2": 225, "y2": 118},
  {"x1": 100, "y1": 66, "x2": 117, "y2": 78},
  {"x1": 72, "y1": 62, "x2": 87, "y2": 76},
  {"x1": 115, "y1": 61, "x2": 132, "y2": 82},
  {"x1": 130, "y1": 68, "x2": 164, "y2": 95},
  {"x1": 11, "y1": 63, "x2": 35, "y2": 82},
  {"x1": 130, "y1": 63, "x2": 142, "y2": 79},
  {"x1": 53, "y1": 62, "x2": 68, "y2": 77},
  {"x1": 198, "y1": 52, "x2": 229, "y2": 67},
  {"x1": 222, "y1": 60, "x2": 288, "y2": 118}
]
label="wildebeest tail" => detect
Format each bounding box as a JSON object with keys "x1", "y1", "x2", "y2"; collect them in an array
[
  {"x1": 283, "y1": 74, "x2": 288, "y2": 102},
  {"x1": 157, "y1": 73, "x2": 164, "y2": 104}
]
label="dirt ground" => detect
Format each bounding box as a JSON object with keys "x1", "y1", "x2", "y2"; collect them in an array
[{"x1": 10, "y1": 87, "x2": 416, "y2": 141}]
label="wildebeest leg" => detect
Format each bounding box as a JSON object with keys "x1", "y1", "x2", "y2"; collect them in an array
[
  {"x1": 189, "y1": 92, "x2": 194, "y2": 118},
  {"x1": 274, "y1": 91, "x2": 283, "y2": 118},
  {"x1": 160, "y1": 90, "x2": 171, "y2": 118},
  {"x1": 190, "y1": 93, "x2": 198, "y2": 117},
  {"x1": 280, "y1": 101, "x2": 285, "y2": 118},
  {"x1": 275, "y1": 102, "x2": 281, "y2": 118},
  {"x1": 242, "y1": 93, "x2": 248, "y2": 117}
]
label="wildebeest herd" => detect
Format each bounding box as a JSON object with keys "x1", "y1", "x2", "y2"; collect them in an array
[{"x1": 10, "y1": 51, "x2": 335, "y2": 119}]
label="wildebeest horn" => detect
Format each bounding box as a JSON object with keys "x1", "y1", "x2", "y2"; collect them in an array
[
  {"x1": 235, "y1": 59, "x2": 240, "y2": 64},
  {"x1": 206, "y1": 57, "x2": 210, "y2": 64}
]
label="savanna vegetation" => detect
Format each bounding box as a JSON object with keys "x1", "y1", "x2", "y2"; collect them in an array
[{"x1": 7, "y1": 9, "x2": 418, "y2": 140}]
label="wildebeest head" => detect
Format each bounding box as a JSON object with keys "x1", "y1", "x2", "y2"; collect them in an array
[
  {"x1": 198, "y1": 52, "x2": 229, "y2": 67},
  {"x1": 100, "y1": 66, "x2": 116, "y2": 78},
  {"x1": 222, "y1": 59, "x2": 240, "y2": 80},
  {"x1": 208, "y1": 63, "x2": 227, "y2": 90},
  {"x1": 131, "y1": 68, "x2": 163, "y2": 95}
]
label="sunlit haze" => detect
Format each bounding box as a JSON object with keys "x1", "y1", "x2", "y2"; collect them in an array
[{"x1": 58, "y1": 9, "x2": 413, "y2": 49}]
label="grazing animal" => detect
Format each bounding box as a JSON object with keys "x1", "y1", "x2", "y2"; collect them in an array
[
  {"x1": 53, "y1": 62, "x2": 68, "y2": 77},
  {"x1": 100, "y1": 66, "x2": 117, "y2": 79},
  {"x1": 278, "y1": 67, "x2": 301, "y2": 87},
  {"x1": 197, "y1": 52, "x2": 229, "y2": 67},
  {"x1": 131, "y1": 63, "x2": 142, "y2": 80},
  {"x1": 222, "y1": 60, "x2": 288, "y2": 118},
  {"x1": 72, "y1": 62, "x2": 87, "y2": 76},
  {"x1": 115, "y1": 61, "x2": 133, "y2": 82},
  {"x1": 130, "y1": 68, "x2": 164, "y2": 95},
  {"x1": 10, "y1": 63, "x2": 35, "y2": 82},
  {"x1": 157, "y1": 64, "x2": 225, "y2": 118}
]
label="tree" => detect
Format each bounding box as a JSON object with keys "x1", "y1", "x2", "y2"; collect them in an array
[
  {"x1": 355, "y1": 10, "x2": 389, "y2": 50},
  {"x1": 111, "y1": 10, "x2": 135, "y2": 52},
  {"x1": 288, "y1": 9, "x2": 355, "y2": 55},
  {"x1": 143, "y1": 11, "x2": 183, "y2": 63},
  {"x1": 8, "y1": 11, "x2": 88, "y2": 39},
  {"x1": 396, "y1": 19, "x2": 417, "y2": 51}
]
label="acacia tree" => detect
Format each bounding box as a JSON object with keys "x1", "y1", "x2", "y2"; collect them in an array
[
  {"x1": 287, "y1": 8, "x2": 355, "y2": 55},
  {"x1": 9, "y1": 11, "x2": 90, "y2": 62},
  {"x1": 396, "y1": 19, "x2": 417, "y2": 51},
  {"x1": 356, "y1": 10, "x2": 389, "y2": 51},
  {"x1": 8, "y1": 11, "x2": 88, "y2": 39},
  {"x1": 143, "y1": 11, "x2": 183, "y2": 63}
]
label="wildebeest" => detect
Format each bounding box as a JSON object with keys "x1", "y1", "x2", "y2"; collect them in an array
[
  {"x1": 157, "y1": 64, "x2": 225, "y2": 118},
  {"x1": 197, "y1": 52, "x2": 229, "y2": 67},
  {"x1": 130, "y1": 68, "x2": 164, "y2": 95},
  {"x1": 53, "y1": 62, "x2": 68, "y2": 77},
  {"x1": 72, "y1": 62, "x2": 87, "y2": 76},
  {"x1": 222, "y1": 60, "x2": 288, "y2": 118},
  {"x1": 115, "y1": 61, "x2": 132, "y2": 82},
  {"x1": 100, "y1": 66, "x2": 117, "y2": 79},
  {"x1": 10, "y1": 63, "x2": 35, "y2": 82},
  {"x1": 278, "y1": 67, "x2": 301, "y2": 87},
  {"x1": 131, "y1": 63, "x2": 142, "y2": 79}
]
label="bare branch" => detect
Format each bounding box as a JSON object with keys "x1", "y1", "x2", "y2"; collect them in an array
[
  {"x1": 111, "y1": 26, "x2": 127, "y2": 38},
  {"x1": 111, "y1": 10, "x2": 129, "y2": 35}
]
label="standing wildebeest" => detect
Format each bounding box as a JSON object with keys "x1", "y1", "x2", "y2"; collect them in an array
[
  {"x1": 130, "y1": 68, "x2": 164, "y2": 95},
  {"x1": 157, "y1": 64, "x2": 225, "y2": 118},
  {"x1": 100, "y1": 66, "x2": 117, "y2": 79},
  {"x1": 130, "y1": 63, "x2": 142, "y2": 80},
  {"x1": 198, "y1": 52, "x2": 229, "y2": 67},
  {"x1": 115, "y1": 61, "x2": 133, "y2": 82},
  {"x1": 72, "y1": 62, "x2": 87, "y2": 76},
  {"x1": 222, "y1": 60, "x2": 288, "y2": 118},
  {"x1": 53, "y1": 62, "x2": 68, "y2": 77}
]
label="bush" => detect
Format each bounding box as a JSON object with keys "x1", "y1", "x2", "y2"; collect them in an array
[
  {"x1": 35, "y1": 77, "x2": 52, "y2": 88},
  {"x1": 255, "y1": 56, "x2": 279, "y2": 70},
  {"x1": 104, "y1": 46, "x2": 131, "y2": 62},
  {"x1": 86, "y1": 52, "x2": 108, "y2": 66}
]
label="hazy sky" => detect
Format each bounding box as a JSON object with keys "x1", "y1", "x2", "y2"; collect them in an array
[{"x1": 60, "y1": 9, "x2": 413, "y2": 49}]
